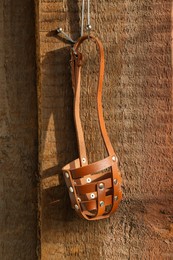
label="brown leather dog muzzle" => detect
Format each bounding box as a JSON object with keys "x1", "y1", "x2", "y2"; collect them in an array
[{"x1": 62, "y1": 35, "x2": 122, "y2": 220}]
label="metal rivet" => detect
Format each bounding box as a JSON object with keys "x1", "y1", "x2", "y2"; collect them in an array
[
  {"x1": 112, "y1": 156, "x2": 117, "y2": 162},
  {"x1": 100, "y1": 201, "x2": 104, "y2": 207},
  {"x1": 77, "y1": 197, "x2": 81, "y2": 202},
  {"x1": 90, "y1": 193, "x2": 95, "y2": 199},
  {"x1": 82, "y1": 157, "x2": 86, "y2": 163},
  {"x1": 99, "y1": 183, "x2": 104, "y2": 189},
  {"x1": 69, "y1": 187, "x2": 73, "y2": 193},
  {"x1": 113, "y1": 179, "x2": 118, "y2": 185},
  {"x1": 74, "y1": 204, "x2": 79, "y2": 210},
  {"x1": 114, "y1": 196, "x2": 118, "y2": 201},
  {"x1": 65, "y1": 172, "x2": 69, "y2": 178},
  {"x1": 87, "y1": 177, "x2": 91, "y2": 183}
]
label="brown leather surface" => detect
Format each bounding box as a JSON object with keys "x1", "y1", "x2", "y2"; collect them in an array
[{"x1": 62, "y1": 35, "x2": 122, "y2": 220}]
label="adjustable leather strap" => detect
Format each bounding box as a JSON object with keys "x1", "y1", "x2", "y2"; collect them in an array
[
  {"x1": 71, "y1": 35, "x2": 115, "y2": 167},
  {"x1": 70, "y1": 50, "x2": 88, "y2": 167}
]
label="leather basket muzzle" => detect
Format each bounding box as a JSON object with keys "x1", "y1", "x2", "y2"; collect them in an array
[{"x1": 62, "y1": 35, "x2": 122, "y2": 220}]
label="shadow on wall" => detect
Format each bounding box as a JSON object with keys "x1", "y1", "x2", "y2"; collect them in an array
[
  {"x1": 41, "y1": 46, "x2": 78, "y2": 220},
  {"x1": 40, "y1": 0, "x2": 81, "y2": 221}
]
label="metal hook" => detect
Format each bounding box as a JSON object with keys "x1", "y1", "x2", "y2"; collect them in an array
[
  {"x1": 81, "y1": 0, "x2": 92, "y2": 38},
  {"x1": 57, "y1": 28, "x2": 76, "y2": 44},
  {"x1": 57, "y1": 0, "x2": 92, "y2": 43},
  {"x1": 86, "y1": 24, "x2": 92, "y2": 40}
]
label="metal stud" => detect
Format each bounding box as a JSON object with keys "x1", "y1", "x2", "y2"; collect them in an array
[
  {"x1": 114, "y1": 196, "x2": 118, "y2": 201},
  {"x1": 112, "y1": 156, "x2": 117, "y2": 162},
  {"x1": 74, "y1": 204, "x2": 79, "y2": 210},
  {"x1": 90, "y1": 193, "x2": 95, "y2": 199},
  {"x1": 65, "y1": 172, "x2": 69, "y2": 178},
  {"x1": 87, "y1": 177, "x2": 91, "y2": 183},
  {"x1": 78, "y1": 197, "x2": 81, "y2": 202},
  {"x1": 82, "y1": 157, "x2": 86, "y2": 163},
  {"x1": 100, "y1": 201, "x2": 104, "y2": 207},
  {"x1": 113, "y1": 179, "x2": 118, "y2": 185},
  {"x1": 69, "y1": 186, "x2": 74, "y2": 193},
  {"x1": 99, "y1": 183, "x2": 104, "y2": 190}
]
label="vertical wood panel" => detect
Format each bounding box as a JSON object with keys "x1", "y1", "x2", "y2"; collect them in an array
[
  {"x1": 0, "y1": 0, "x2": 38, "y2": 259},
  {"x1": 37, "y1": 1, "x2": 173, "y2": 259}
]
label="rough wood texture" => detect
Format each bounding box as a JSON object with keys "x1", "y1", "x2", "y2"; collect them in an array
[
  {"x1": 0, "y1": 1, "x2": 38, "y2": 259},
  {"x1": 37, "y1": 1, "x2": 173, "y2": 259}
]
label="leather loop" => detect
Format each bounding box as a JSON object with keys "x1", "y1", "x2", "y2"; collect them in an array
[
  {"x1": 62, "y1": 35, "x2": 122, "y2": 220},
  {"x1": 72, "y1": 35, "x2": 115, "y2": 162}
]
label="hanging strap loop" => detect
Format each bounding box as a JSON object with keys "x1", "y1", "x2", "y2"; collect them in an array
[{"x1": 72, "y1": 35, "x2": 115, "y2": 162}]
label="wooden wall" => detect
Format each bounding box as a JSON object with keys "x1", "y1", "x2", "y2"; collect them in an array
[
  {"x1": 38, "y1": 0, "x2": 173, "y2": 259},
  {"x1": 0, "y1": 0, "x2": 38, "y2": 259}
]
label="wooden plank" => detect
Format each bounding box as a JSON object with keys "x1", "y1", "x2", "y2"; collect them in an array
[
  {"x1": 36, "y1": 0, "x2": 173, "y2": 259},
  {"x1": 0, "y1": 0, "x2": 38, "y2": 259}
]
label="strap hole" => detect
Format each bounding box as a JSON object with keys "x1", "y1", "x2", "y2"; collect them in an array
[
  {"x1": 90, "y1": 193, "x2": 95, "y2": 199},
  {"x1": 87, "y1": 177, "x2": 92, "y2": 183}
]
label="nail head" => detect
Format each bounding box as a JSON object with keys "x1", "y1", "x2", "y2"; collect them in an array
[
  {"x1": 57, "y1": 27, "x2": 62, "y2": 33},
  {"x1": 86, "y1": 24, "x2": 92, "y2": 30}
]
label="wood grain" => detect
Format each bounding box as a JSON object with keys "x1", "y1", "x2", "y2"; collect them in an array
[
  {"x1": 37, "y1": 1, "x2": 173, "y2": 259},
  {"x1": 0, "y1": 0, "x2": 38, "y2": 259}
]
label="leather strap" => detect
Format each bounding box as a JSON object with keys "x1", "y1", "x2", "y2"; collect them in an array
[{"x1": 62, "y1": 35, "x2": 122, "y2": 220}]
